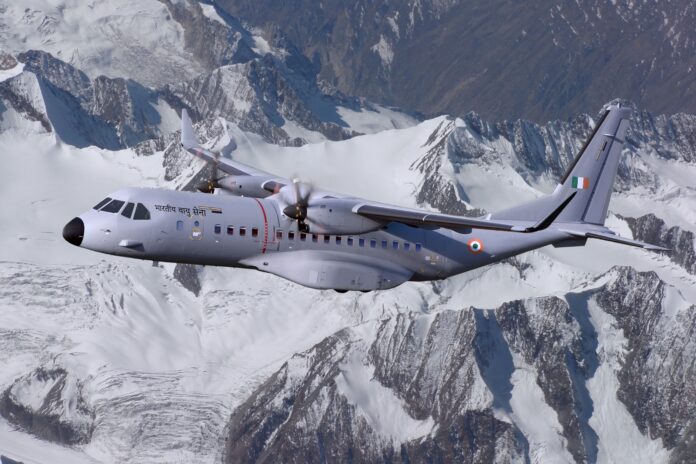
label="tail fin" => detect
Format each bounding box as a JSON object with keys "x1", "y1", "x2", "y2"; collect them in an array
[
  {"x1": 490, "y1": 104, "x2": 631, "y2": 226},
  {"x1": 554, "y1": 104, "x2": 631, "y2": 224}
]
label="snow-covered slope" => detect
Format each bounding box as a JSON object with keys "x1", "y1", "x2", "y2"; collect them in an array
[
  {"x1": 0, "y1": 0, "x2": 417, "y2": 149},
  {"x1": 0, "y1": 4, "x2": 695, "y2": 461},
  {"x1": 1, "y1": 93, "x2": 696, "y2": 462}
]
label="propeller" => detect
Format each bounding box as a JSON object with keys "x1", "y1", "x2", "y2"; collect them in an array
[
  {"x1": 196, "y1": 150, "x2": 223, "y2": 193},
  {"x1": 193, "y1": 123, "x2": 238, "y2": 194},
  {"x1": 281, "y1": 178, "x2": 313, "y2": 232}
]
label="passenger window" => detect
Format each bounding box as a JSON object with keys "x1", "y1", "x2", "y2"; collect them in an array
[
  {"x1": 359, "y1": 238, "x2": 365, "y2": 247},
  {"x1": 347, "y1": 237, "x2": 354, "y2": 246},
  {"x1": 288, "y1": 231, "x2": 295, "y2": 240},
  {"x1": 252, "y1": 227, "x2": 259, "y2": 237},
  {"x1": 101, "y1": 199, "x2": 125, "y2": 213},
  {"x1": 392, "y1": 241, "x2": 399, "y2": 250},
  {"x1": 240, "y1": 227, "x2": 246, "y2": 237},
  {"x1": 176, "y1": 220, "x2": 184, "y2": 232},
  {"x1": 335, "y1": 236, "x2": 342, "y2": 245},
  {"x1": 300, "y1": 233, "x2": 307, "y2": 242},
  {"x1": 312, "y1": 234, "x2": 318, "y2": 243},
  {"x1": 276, "y1": 230, "x2": 283, "y2": 240},
  {"x1": 415, "y1": 243, "x2": 422, "y2": 252},
  {"x1": 381, "y1": 240, "x2": 388, "y2": 249},
  {"x1": 133, "y1": 203, "x2": 151, "y2": 220},
  {"x1": 370, "y1": 239, "x2": 377, "y2": 248},
  {"x1": 324, "y1": 235, "x2": 330, "y2": 244},
  {"x1": 227, "y1": 226, "x2": 234, "y2": 235},
  {"x1": 121, "y1": 202, "x2": 135, "y2": 218},
  {"x1": 214, "y1": 224, "x2": 221, "y2": 234},
  {"x1": 93, "y1": 197, "x2": 112, "y2": 210},
  {"x1": 404, "y1": 242, "x2": 411, "y2": 251}
]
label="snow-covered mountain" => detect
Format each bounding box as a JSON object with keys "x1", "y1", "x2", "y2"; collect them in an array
[
  {"x1": 1, "y1": 2, "x2": 696, "y2": 463},
  {"x1": 217, "y1": 0, "x2": 696, "y2": 121}
]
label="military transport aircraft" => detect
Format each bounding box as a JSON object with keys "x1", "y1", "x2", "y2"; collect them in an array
[{"x1": 62, "y1": 105, "x2": 666, "y2": 292}]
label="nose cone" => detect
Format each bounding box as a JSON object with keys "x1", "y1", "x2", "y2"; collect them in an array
[{"x1": 62, "y1": 217, "x2": 84, "y2": 247}]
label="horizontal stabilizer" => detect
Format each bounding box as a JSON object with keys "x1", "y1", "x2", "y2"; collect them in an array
[{"x1": 561, "y1": 229, "x2": 669, "y2": 251}]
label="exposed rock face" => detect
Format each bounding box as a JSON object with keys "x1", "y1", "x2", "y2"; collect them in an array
[
  {"x1": 597, "y1": 268, "x2": 696, "y2": 452},
  {"x1": 0, "y1": 72, "x2": 53, "y2": 133},
  {"x1": 409, "y1": 102, "x2": 696, "y2": 216},
  {"x1": 0, "y1": 50, "x2": 18, "y2": 70},
  {"x1": 165, "y1": 55, "x2": 358, "y2": 146},
  {"x1": 5, "y1": 50, "x2": 166, "y2": 148},
  {"x1": 622, "y1": 214, "x2": 696, "y2": 274},
  {"x1": 225, "y1": 314, "x2": 525, "y2": 463},
  {"x1": 160, "y1": 0, "x2": 257, "y2": 70},
  {"x1": 0, "y1": 368, "x2": 94, "y2": 445},
  {"x1": 222, "y1": 266, "x2": 696, "y2": 462},
  {"x1": 411, "y1": 118, "x2": 486, "y2": 216},
  {"x1": 217, "y1": 0, "x2": 696, "y2": 121},
  {"x1": 173, "y1": 264, "x2": 202, "y2": 296}
]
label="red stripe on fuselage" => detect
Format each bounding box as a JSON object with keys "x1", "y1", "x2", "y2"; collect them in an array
[{"x1": 253, "y1": 198, "x2": 269, "y2": 254}]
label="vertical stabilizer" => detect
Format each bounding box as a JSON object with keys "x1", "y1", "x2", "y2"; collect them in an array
[
  {"x1": 490, "y1": 104, "x2": 631, "y2": 226},
  {"x1": 554, "y1": 104, "x2": 631, "y2": 224}
]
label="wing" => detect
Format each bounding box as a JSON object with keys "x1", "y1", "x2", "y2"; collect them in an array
[
  {"x1": 352, "y1": 191, "x2": 577, "y2": 233},
  {"x1": 181, "y1": 109, "x2": 285, "y2": 181},
  {"x1": 180, "y1": 109, "x2": 569, "y2": 234}
]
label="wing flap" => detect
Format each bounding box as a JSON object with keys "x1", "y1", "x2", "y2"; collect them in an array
[{"x1": 354, "y1": 203, "x2": 530, "y2": 232}]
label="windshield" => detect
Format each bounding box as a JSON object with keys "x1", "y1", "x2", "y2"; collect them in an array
[
  {"x1": 93, "y1": 197, "x2": 112, "y2": 210},
  {"x1": 133, "y1": 203, "x2": 151, "y2": 220},
  {"x1": 121, "y1": 202, "x2": 135, "y2": 218},
  {"x1": 100, "y1": 199, "x2": 125, "y2": 213}
]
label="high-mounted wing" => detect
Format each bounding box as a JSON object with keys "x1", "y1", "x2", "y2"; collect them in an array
[
  {"x1": 353, "y1": 191, "x2": 577, "y2": 233},
  {"x1": 180, "y1": 109, "x2": 278, "y2": 179},
  {"x1": 353, "y1": 203, "x2": 529, "y2": 232},
  {"x1": 179, "y1": 109, "x2": 572, "y2": 235}
]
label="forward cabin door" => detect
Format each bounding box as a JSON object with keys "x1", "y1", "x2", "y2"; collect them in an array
[{"x1": 255, "y1": 198, "x2": 281, "y2": 254}]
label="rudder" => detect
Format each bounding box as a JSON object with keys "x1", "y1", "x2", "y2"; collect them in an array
[{"x1": 554, "y1": 104, "x2": 631, "y2": 224}]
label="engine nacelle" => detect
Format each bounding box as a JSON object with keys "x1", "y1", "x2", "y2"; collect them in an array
[
  {"x1": 305, "y1": 198, "x2": 383, "y2": 235},
  {"x1": 217, "y1": 176, "x2": 282, "y2": 198}
]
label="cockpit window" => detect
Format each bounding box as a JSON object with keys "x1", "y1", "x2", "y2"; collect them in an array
[
  {"x1": 133, "y1": 203, "x2": 151, "y2": 220},
  {"x1": 101, "y1": 199, "x2": 125, "y2": 213},
  {"x1": 121, "y1": 202, "x2": 135, "y2": 218},
  {"x1": 93, "y1": 197, "x2": 112, "y2": 210}
]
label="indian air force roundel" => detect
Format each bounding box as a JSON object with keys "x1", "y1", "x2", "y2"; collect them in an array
[{"x1": 467, "y1": 238, "x2": 484, "y2": 254}]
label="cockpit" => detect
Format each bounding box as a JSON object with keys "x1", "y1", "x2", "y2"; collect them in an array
[
  {"x1": 63, "y1": 193, "x2": 153, "y2": 248},
  {"x1": 92, "y1": 197, "x2": 151, "y2": 220}
]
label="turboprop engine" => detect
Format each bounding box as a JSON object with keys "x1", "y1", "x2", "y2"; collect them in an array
[
  {"x1": 278, "y1": 180, "x2": 383, "y2": 235},
  {"x1": 197, "y1": 175, "x2": 283, "y2": 197}
]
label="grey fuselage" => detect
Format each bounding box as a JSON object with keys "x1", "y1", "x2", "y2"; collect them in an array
[{"x1": 69, "y1": 187, "x2": 571, "y2": 291}]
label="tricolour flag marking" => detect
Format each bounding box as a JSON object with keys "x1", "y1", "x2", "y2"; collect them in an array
[{"x1": 572, "y1": 176, "x2": 590, "y2": 189}]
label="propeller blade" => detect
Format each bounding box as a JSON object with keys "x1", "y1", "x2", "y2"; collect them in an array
[{"x1": 280, "y1": 178, "x2": 314, "y2": 232}]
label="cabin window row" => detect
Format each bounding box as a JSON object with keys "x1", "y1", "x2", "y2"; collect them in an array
[
  {"x1": 274, "y1": 230, "x2": 422, "y2": 251},
  {"x1": 208, "y1": 225, "x2": 422, "y2": 251},
  {"x1": 211, "y1": 224, "x2": 259, "y2": 237}
]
